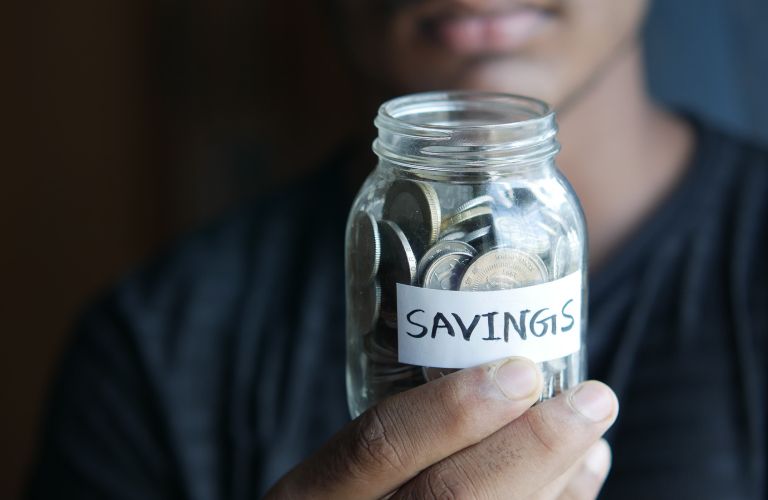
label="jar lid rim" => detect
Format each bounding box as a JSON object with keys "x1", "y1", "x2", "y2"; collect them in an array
[{"x1": 376, "y1": 91, "x2": 554, "y2": 134}]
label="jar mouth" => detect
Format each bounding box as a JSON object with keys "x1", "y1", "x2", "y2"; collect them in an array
[{"x1": 373, "y1": 91, "x2": 559, "y2": 171}]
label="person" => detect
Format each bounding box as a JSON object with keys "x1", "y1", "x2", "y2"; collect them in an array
[{"x1": 27, "y1": 0, "x2": 767, "y2": 498}]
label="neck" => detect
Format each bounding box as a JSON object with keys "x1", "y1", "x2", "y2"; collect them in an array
[
  {"x1": 346, "y1": 44, "x2": 693, "y2": 268},
  {"x1": 556, "y1": 43, "x2": 693, "y2": 268}
]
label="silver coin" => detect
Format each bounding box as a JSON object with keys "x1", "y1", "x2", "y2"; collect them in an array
[
  {"x1": 440, "y1": 229, "x2": 467, "y2": 241},
  {"x1": 493, "y1": 216, "x2": 551, "y2": 255},
  {"x1": 353, "y1": 281, "x2": 381, "y2": 334},
  {"x1": 453, "y1": 195, "x2": 495, "y2": 215},
  {"x1": 441, "y1": 205, "x2": 494, "y2": 234},
  {"x1": 417, "y1": 240, "x2": 477, "y2": 283},
  {"x1": 553, "y1": 369, "x2": 565, "y2": 395},
  {"x1": 378, "y1": 220, "x2": 418, "y2": 327},
  {"x1": 566, "y1": 352, "x2": 582, "y2": 388},
  {"x1": 383, "y1": 180, "x2": 441, "y2": 259},
  {"x1": 459, "y1": 248, "x2": 548, "y2": 291},
  {"x1": 349, "y1": 211, "x2": 381, "y2": 286},
  {"x1": 461, "y1": 225, "x2": 493, "y2": 247},
  {"x1": 545, "y1": 356, "x2": 567, "y2": 372},
  {"x1": 532, "y1": 219, "x2": 559, "y2": 238},
  {"x1": 522, "y1": 208, "x2": 567, "y2": 246},
  {"x1": 422, "y1": 366, "x2": 458, "y2": 382},
  {"x1": 552, "y1": 236, "x2": 570, "y2": 279},
  {"x1": 552, "y1": 232, "x2": 581, "y2": 279},
  {"x1": 423, "y1": 252, "x2": 475, "y2": 290},
  {"x1": 536, "y1": 208, "x2": 568, "y2": 232},
  {"x1": 540, "y1": 369, "x2": 555, "y2": 401}
]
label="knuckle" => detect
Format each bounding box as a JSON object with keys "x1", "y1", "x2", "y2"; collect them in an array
[
  {"x1": 433, "y1": 376, "x2": 480, "y2": 436},
  {"x1": 349, "y1": 405, "x2": 409, "y2": 476},
  {"x1": 420, "y1": 460, "x2": 478, "y2": 500},
  {"x1": 523, "y1": 408, "x2": 562, "y2": 457}
]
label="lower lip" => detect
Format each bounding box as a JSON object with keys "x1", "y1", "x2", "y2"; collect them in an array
[{"x1": 429, "y1": 8, "x2": 552, "y2": 55}]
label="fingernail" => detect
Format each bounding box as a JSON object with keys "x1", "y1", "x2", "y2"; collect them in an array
[
  {"x1": 492, "y1": 357, "x2": 540, "y2": 400},
  {"x1": 569, "y1": 381, "x2": 616, "y2": 422},
  {"x1": 584, "y1": 439, "x2": 611, "y2": 476}
]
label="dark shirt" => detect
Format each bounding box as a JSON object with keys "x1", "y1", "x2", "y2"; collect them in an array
[{"x1": 28, "y1": 119, "x2": 767, "y2": 499}]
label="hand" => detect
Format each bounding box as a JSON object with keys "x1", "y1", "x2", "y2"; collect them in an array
[{"x1": 266, "y1": 357, "x2": 619, "y2": 499}]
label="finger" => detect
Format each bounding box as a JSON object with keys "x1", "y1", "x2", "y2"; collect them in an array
[
  {"x1": 393, "y1": 381, "x2": 619, "y2": 500},
  {"x1": 528, "y1": 439, "x2": 612, "y2": 500},
  {"x1": 557, "y1": 439, "x2": 612, "y2": 500},
  {"x1": 266, "y1": 357, "x2": 544, "y2": 499}
]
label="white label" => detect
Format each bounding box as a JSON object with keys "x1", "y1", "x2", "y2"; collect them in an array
[{"x1": 397, "y1": 272, "x2": 582, "y2": 368}]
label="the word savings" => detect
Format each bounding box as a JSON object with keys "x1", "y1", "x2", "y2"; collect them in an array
[{"x1": 396, "y1": 272, "x2": 583, "y2": 368}]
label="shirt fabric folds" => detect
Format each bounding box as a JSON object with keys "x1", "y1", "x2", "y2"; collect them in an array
[{"x1": 28, "y1": 119, "x2": 767, "y2": 499}]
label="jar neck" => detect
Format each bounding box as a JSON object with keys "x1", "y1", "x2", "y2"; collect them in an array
[
  {"x1": 377, "y1": 157, "x2": 557, "y2": 183},
  {"x1": 373, "y1": 91, "x2": 560, "y2": 177}
]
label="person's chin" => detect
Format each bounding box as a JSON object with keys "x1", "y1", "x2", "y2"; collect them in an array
[
  {"x1": 435, "y1": 57, "x2": 559, "y2": 104},
  {"x1": 381, "y1": 43, "x2": 562, "y2": 103}
]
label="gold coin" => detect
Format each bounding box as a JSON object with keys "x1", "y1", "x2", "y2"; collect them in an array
[
  {"x1": 383, "y1": 180, "x2": 441, "y2": 259},
  {"x1": 377, "y1": 220, "x2": 418, "y2": 327},
  {"x1": 441, "y1": 205, "x2": 494, "y2": 234},
  {"x1": 348, "y1": 211, "x2": 380, "y2": 286}
]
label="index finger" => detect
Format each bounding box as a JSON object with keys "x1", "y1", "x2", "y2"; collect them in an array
[
  {"x1": 393, "y1": 381, "x2": 619, "y2": 500},
  {"x1": 266, "y1": 357, "x2": 543, "y2": 499}
]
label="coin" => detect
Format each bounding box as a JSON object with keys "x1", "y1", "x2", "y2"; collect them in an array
[
  {"x1": 523, "y1": 208, "x2": 567, "y2": 243},
  {"x1": 440, "y1": 229, "x2": 467, "y2": 241},
  {"x1": 546, "y1": 356, "x2": 567, "y2": 372},
  {"x1": 540, "y1": 372, "x2": 555, "y2": 401},
  {"x1": 552, "y1": 232, "x2": 581, "y2": 279},
  {"x1": 532, "y1": 219, "x2": 558, "y2": 238},
  {"x1": 423, "y1": 252, "x2": 475, "y2": 290},
  {"x1": 349, "y1": 211, "x2": 380, "y2": 286},
  {"x1": 493, "y1": 216, "x2": 551, "y2": 255},
  {"x1": 416, "y1": 240, "x2": 477, "y2": 283},
  {"x1": 441, "y1": 205, "x2": 494, "y2": 234},
  {"x1": 552, "y1": 236, "x2": 570, "y2": 279},
  {"x1": 378, "y1": 220, "x2": 418, "y2": 327},
  {"x1": 459, "y1": 248, "x2": 548, "y2": 291},
  {"x1": 461, "y1": 225, "x2": 493, "y2": 248},
  {"x1": 453, "y1": 195, "x2": 495, "y2": 215},
  {"x1": 383, "y1": 180, "x2": 441, "y2": 259},
  {"x1": 566, "y1": 352, "x2": 582, "y2": 388},
  {"x1": 352, "y1": 281, "x2": 381, "y2": 334},
  {"x1": 553, "y1": 369, "x2": 565, "y2": 395},
  {"x1": 536, "y1": 208, "x2": 568, "y2": 232}
]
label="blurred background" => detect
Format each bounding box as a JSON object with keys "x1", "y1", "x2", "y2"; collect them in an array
[{"x1": 2, "y1": 0, "x2": 767, "y2": 497}]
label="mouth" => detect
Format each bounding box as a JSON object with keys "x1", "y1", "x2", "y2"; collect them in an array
[{"x1": 419, "y1": 3, "x2": 559, "y2": 55}]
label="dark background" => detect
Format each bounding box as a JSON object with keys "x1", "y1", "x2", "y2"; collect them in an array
[{"x1": 2, "y1": 0, "x2": 766, "y2": 498}]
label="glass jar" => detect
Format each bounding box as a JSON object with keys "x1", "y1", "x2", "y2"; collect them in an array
[{"x1": 345, "y1": 91, "x2": 587, "y2": 417}]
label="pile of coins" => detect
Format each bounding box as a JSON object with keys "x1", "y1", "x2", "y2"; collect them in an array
[{"x1": 348, "y1": 179, "x2": 581, "y2": 401}]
